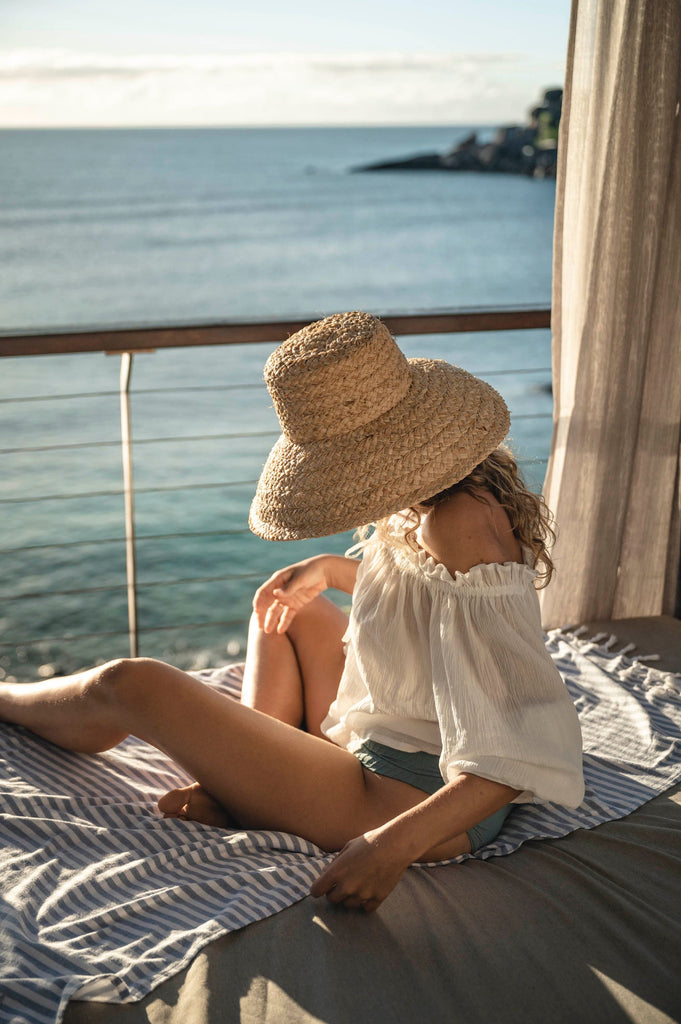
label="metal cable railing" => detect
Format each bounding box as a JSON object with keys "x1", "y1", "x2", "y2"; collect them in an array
[
  {"x1": 0, "y1": 365, "x2": 551, "y2": 407},
  {"x1": 1, "y1": 572, "x2": 267, "y2": 603},
  {"x1": 3, "y1": 416, "x2": 553, "y2": 458},
  {"x1": 0, "y1": 431, "x2": 279, "y2": 456},
  {"x1": 1, "y1": 307, "x2": 553, "y2": 674},
  {"x1": 0, "y1": 383, "x2": 266, "y2": 405},
  {"x1": 0, "y1": 619, "x2": 251, "y2": 649},
  {"x1": 0, "y1": 528, "x2": 254, "y2": 555},
  {"x1": 0, "y1": 480, "x2": 261, "y2": 505}
]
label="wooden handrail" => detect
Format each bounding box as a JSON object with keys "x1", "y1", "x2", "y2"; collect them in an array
[{"x1": 0, "y1": 306, "x2": 551, "y2": 358}]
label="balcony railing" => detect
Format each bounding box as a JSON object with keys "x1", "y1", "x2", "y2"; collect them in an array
[{"x1": 0, "y1": 306, "x2": 552, "y2": 680}]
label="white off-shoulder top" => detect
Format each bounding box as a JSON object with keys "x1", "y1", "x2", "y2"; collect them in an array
[{"x1": 321, "y1": 534, "x2": 585, "y2": 808}]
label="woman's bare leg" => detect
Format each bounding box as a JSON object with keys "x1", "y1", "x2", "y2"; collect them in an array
[
  {"x1": 0, "y1": 658, "x2": 469, "y2": 854},
  {"x1": 0, "y1": 661, "x2": 130, "y2": 752},
  {"x1": 161, "y1": 595, "x2": 347, "y2": 825},
  {"x1": 240, "y1": 614, "x2": 303, "y2": 727},
  {"x1": 240, "y1": 594, "x2": 348, "y2": 738}
]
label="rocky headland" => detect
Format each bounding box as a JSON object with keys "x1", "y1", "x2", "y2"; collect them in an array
[{"x1": 352, "y1": 88, "x2": 562, "y2": 179}]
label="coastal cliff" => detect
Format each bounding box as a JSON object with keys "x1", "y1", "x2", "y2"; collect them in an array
[{"x1": 353, "y1": 88, "x2": 562, "y2": 179}]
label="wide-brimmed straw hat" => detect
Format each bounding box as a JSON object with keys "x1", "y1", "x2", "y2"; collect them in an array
[{"x1": 249, "y1": 312, "x2": 510, "y2": 540}]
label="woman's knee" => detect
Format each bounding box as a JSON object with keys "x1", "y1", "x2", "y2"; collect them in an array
[
  {"x1": 248, "y1": 598, "x2": 345, "y2": 669},
  {"x1": 92, "y1": 657, "x2": 167, "y2": 708},
  {"x1": 286, "y1": 594, "x2": 347, "y2": 642}
]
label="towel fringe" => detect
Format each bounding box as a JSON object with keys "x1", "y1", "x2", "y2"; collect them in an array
[
  {"x1": 557, "y1": 626, "x2": 678, "y2": 679},
  {"x1": 617, "y1": 642, "x2": 637, "y2": 657}
]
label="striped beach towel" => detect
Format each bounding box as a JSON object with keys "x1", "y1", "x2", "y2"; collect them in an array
[{"x1": 1, "y1": 630, "x2": 680, "y2": 1024}]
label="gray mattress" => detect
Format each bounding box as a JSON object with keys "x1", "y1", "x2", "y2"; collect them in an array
[{"x1": 64, "y1": 618, "x2": 681, "y2": 1024}]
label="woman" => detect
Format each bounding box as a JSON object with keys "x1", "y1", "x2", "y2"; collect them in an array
[{"x1": 0, "y1": 312, "x2": 583, "y2": 912}]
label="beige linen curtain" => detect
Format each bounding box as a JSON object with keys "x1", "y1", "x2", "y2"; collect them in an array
[{"x1": 540, "y1": 0, "x2": 681, "y2": 628}]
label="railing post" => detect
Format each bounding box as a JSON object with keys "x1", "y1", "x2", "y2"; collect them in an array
[{"x1": 119, "y1": 353, "x2": 138, "y2": 658}]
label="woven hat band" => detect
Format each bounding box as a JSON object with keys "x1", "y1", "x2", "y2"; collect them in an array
[{"x1": 265, "y1": 314, "x2": 412, "y2": 443}]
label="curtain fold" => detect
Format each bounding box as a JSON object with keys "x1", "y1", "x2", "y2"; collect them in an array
[{"x1": 540, "y1": 0, "x2": 681, "y2": 628}]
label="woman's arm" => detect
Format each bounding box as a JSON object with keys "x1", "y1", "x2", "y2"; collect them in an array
[
  {"x1": 310, "y1": 773, "x2": 520, "y2": 912},
  {"x1": 321, "y1": 555, "x2": 361, "y2": 594},
  {"x1": 253, "y1": 554, "x2": 359, "y2": 634}
]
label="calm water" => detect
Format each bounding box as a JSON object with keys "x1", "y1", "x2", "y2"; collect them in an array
[{"x1": 0, "y1": 127, "x2": 556, "y2": 680}]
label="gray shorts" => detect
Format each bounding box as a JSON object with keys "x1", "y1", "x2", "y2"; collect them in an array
[{"x1": 354, "y1": 739, "x2": 512, "y2": 853}]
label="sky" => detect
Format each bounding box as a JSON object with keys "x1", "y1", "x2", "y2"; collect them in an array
[{"x1": 0, "y1": 0, "x2": 572, "y2": 127}]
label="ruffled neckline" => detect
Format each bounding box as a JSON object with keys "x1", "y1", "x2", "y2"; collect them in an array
[{"x1": 387, "y1": 541, "x2": 538, "y2": 590}]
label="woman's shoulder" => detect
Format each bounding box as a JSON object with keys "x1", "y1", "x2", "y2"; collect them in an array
[{"x1": 417, "y1": 489, "x2": 523, "y2": 578}]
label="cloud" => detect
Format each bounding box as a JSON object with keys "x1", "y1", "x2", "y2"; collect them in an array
[
  {"x1": 0, "y1": 49, "x2": 563, "y2": 126},
  {"x1": 0, "y1": 49, "x2": 527, "y2": 78}
]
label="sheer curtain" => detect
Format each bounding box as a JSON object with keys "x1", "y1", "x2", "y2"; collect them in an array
[{"x1": 540, "y1": 0, "x2": 681, "y2": 628}]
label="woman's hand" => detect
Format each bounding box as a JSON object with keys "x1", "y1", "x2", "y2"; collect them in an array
[
  {"x1": 253, "y1": 556, "x2": 330, "y2": 635},
  {"x1": 309, "y1": 774, "x2": 521, "y2": 913},
  {"x1": 309, "y1": 827, "x2": 412, "y2": 913}
]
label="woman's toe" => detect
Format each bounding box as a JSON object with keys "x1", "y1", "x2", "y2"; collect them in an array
[
  {"x1": 186, "y1": 789, "x2": 234, "y2": 828},
  {"x1": 158, "y1": 785, "x2": 194, "y2": 816}
]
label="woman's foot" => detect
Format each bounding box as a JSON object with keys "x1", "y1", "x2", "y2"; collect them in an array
[{"x1": 158, "y1": 782, "x2": 236, "y2": 828}]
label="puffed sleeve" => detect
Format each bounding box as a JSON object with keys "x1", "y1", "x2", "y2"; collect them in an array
[{"x1": 427, "y1": 560, "x2": 584, "y2": 807}]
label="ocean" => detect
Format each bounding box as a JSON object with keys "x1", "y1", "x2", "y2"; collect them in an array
[{"x1": 0, "y1": 126, "x2": 556, "y2": 681}]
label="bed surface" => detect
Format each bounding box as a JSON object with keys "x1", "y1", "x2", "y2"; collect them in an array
[{"x1": 63, "y1": 618, "x2": 681, "y2": 1024}]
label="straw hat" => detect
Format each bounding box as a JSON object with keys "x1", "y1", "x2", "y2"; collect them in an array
[{"x1": 249, "y1": 312, "x2": 510, "y2": 540}]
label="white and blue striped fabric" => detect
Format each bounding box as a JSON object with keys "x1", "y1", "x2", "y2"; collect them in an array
[{"x1": 1, "y1": 631, "x2": 680, "y2": 1024}]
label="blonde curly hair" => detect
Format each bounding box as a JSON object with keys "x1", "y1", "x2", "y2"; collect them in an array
[{"x1": 361, "y1": 445, "x2": 556, "y2": 588}]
